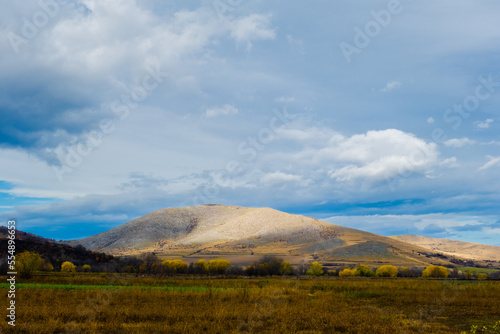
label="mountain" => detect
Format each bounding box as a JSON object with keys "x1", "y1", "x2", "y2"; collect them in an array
[
  {"x1": 71, "y1": 204, "x2": 462, "y2": 267},
  {"x1": 390, "y1": 235, "x2": 500, "y2": 261}
]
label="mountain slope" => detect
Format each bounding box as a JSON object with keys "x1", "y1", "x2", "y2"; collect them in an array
[
  {"x1": 72, "y1": 205, "x2": 451, "y2": 267},
  {"x1": 390, "y1": 235, "x2": 500, "y2": 261}
]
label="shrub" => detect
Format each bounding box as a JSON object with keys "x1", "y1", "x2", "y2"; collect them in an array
[
  {"x1": 82, "y1": 264, "x2": 92, "y2": 272},
  {"x1": 375, "y1": 265, "x2": 398, "y2": 277},
  {"x1": 422, "y1": 265, "x2": 449, "y2": 278},
  {"x1": 306, "y1": 262, "x2": 324, "y2": 276},
  {"x1": 17, "y1": 251, "x2": 44, "y2": 278},
  {"x1": 42, "y1": 262, "x2": 54, "y2": 272},
  {"x1": 61, "y1": 261, "x2": 76, "y2": 273}
]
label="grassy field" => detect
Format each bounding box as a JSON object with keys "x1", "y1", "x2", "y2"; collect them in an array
[
  {"x1": 458, "y1": 267, "x2": 500, "y2": 275},
  {"x1": 1, "y1": 274, "x2": 500, "y2": 333}
]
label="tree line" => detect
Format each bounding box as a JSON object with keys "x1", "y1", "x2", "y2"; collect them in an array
[{"x1": 9, "y1": 251, "x2": 496, "y2": 280}]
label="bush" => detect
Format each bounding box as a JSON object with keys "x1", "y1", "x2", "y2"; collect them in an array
[
  {"x1": 194, "y1": 259, "x2": 209, "y2": 275},
  {"x1": 422, "y1": 265, "x2": 449, "y2": 278},
  {"x1": 375, "y1": 265, "x2": 398, "y2": 277},
  {"x1": 82, "y1": 264, "x2": 92, "y2": 272},
  {"x1": 61, "y1": 261, "x2": 76, "y2": 273},
  {"x1": 17, "y1": 251, "x2": 44, "y2": 278}
]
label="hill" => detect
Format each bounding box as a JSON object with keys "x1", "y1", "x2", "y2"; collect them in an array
[
  {"x1": 389, "y1": 235, "x2": 500, "y2": 262},
  {"x1": 0, "y1": 226, "x2": 113, "y2": 271},
  {"x1": 70, "y1": 204, "x2": 461, "y2": 267}
]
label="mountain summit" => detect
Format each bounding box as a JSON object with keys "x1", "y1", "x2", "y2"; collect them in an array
[{"x1": 73, "y1": 204, "x2": 454, "y2": 266}]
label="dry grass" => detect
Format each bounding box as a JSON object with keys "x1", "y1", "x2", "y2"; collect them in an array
[{"x1": 1, "y1": 274, "x2": 499, "y2": 333}]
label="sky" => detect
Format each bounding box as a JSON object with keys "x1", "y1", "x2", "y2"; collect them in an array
[{"x1": 0, "y1": 0, "x2": 499, "y2": 246}]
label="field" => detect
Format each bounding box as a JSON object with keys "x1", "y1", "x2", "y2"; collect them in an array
[{"x1": 1, "y1": 273, "x2": 500, "y2": 333}]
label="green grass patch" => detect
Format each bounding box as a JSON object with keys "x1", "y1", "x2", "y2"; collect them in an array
[{"x1": 458, "y1": 267, "x2": 500, "y2": 274}]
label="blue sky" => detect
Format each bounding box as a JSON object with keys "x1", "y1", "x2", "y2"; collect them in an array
[{"x1": 0, "y1": 0, "x2": 499, "y2": 246}]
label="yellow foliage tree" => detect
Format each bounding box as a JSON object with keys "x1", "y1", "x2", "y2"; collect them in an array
[
  {"x1": 355, "y1": 265, "x2": 374, "y2": 277},
  {"x1": 195, "y1": 259, "x2": 209, "y2": 274},
  {"x1": 17, "y1": 251, "x2": 44, "y2": 278},
  {"x1": 339, "y1": 268, "x2": 356, "y2": 277},
  {"x1": 422, "y1": 265, "x2": 449, "y2": 278},
  {"x1": 375, "y1": 265, "x2": 398, "y2": 277},
  {"x1": 61, "y1": 261, "x2": 76, "y2": 273},
  {"x1": 477, "y1": 273, "x2": 488, "y2": 280},
  {"x1": 82, "y1": 264, "x2": 91, "y2": 272},
  {"x1": 306, "y1": 262, "x2": 324, "y2": 276},
  {"x1": 162, "y1": 259, "x2": 188, "y2": 274},
  {"x1": 208, "y1": 259, "x2": 231, "y2": 275},
  {"x1": 280, "y1": 261, "x2": 294, "y2": 275}
]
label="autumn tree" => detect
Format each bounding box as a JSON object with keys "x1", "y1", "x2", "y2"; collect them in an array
[
  {"x1": 422, "y1": 265, "x2": 449, "y2": 278},
  {"x1": 82, "y1": 264, "x2": 92, "y2": 272},
  {"x1": 61, "y1": 261, "x2": 76, "y2": 273},
  {"x1": 17, "y1": 251, "x2": 44, "y2": 278},
  {"x1": 355, "y1": 265, "x2": 375, "y2": 277},
  {"x1": 208, "y1": 259, "x2": 231, "y2": 275},
  {"x1": 306, "y1": 261, "x2": 324, "y2": 276},
  {"x1": 339, "y1": 268, "x2": 356, "y2": 277},
  {"x1": 162, "y1": 259, "x2": 188, "y2": 275},
  {"x1": 194, "y1": 259, "x2": 209, "y2": 275},
  {"x1": 375, "y1": 265, "x2": 398, "y2": 277}
]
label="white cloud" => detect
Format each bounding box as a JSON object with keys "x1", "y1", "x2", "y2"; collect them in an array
[
  {"x1": 230, "y1": 14, "x2": 276, "y2": 49},
  {"x1": 381, "y1": 80, "x2": 402, "y2": 92},
  {"x1": 260, "y1": 171, "x2": 305, "y2": 186},
  {"x1": 206, "y1": 104, "x2": 239, "y2": 117},
  {"x1": 326, "y1": 129, "x2": 438, "y2": 182},
  {"x1": 474, "y1": 119, "x2": 494, "y2": 129},
  {"x1": 440, "y1": 157, "x2": 459, "y2": 168},
  {"x1": 478, "y1": 155, "x2": 500, "y2": 171},
  {"x1": 444, "y1": 137, "x2": 476, "y2": 147},
  {"x1": 427, "y1": 117, "x2": 435, "y2": 124}
]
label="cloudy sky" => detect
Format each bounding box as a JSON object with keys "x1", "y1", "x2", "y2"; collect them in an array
[{"x1": 1, "y1": 0, "x2": 499, "y2": 246}]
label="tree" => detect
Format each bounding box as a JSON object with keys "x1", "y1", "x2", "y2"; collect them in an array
[
  {"x1": 477, "y1": 273, "x2": 488, "y2": 280},
  {"x1": 194, "y1": 259, "x2": 209, "y2": 275},
  {"x1": 339, "y1": 268, "x2": 356, "y2": 277},
  {"x1": 61, "y1": 261, "x2": 76, "y2": 273},
  {"x1": 375, "y1": 265, "x2": 398, "y2": 277},
  {"x1": 162, "y1": 259, "x2": 188, "y2": 275},
  {"x1": 280, "y1": 261, "x2": 294, "y2": 275},
  {"x1": 42, "y1": 262, "x2": 54, "y2": 272},
  {"x1": 306, "y1": 262, "x2": 324, "y2": 276},
  {"x1": 355, "y1": 265, "x2": 374, "y2": 277},
  {"x1": 17, "y1": 251, "x2": 44, "y2": 278},
  {"x1": 208, "y1": 259, "x2": 231, "y2": 275},
  {"x1": 422, "y1": 265, "x2": 449, "y2": 278},
  {"x1": 82, "y1": 264, "x2": 92, "y2": 272}
]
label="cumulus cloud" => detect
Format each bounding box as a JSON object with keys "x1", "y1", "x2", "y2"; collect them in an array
[
  {"x1": 478, "y1": 155, "x2": 500, "y2": 171},
  {"x1": 325, "y1": 129, "x2": 438, "y2": 182},
  {"x1": 444, "y1": 137, "x2": 476, "y2": 147},
  {"x1": 381, "y1": 80, "x2": 401, "y2": 92},
  {"x1": 206, "y1": 104, "x2": 239, "y2": 117},
  {"x1": 474, "y1": 118, "x2": 494, "y2": 129}
]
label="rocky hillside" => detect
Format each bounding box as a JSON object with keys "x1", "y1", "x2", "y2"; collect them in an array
[
  {"x1": 71, "y1": 205, "x2": 453, "y2": 266},
  {"x1": 390, "y1": 235, "x2": 500, "y2": 261}
]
